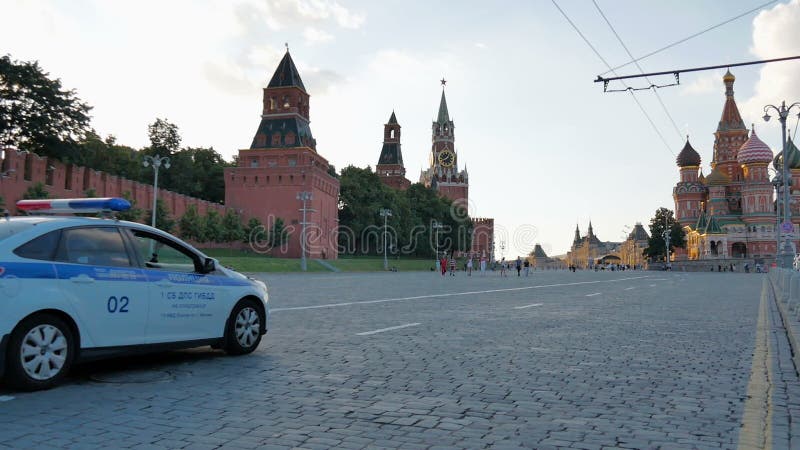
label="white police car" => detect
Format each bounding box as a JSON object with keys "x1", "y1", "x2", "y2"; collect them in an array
[{"x1": 0, "y1": 198, "x2": 269, "y2": 390}]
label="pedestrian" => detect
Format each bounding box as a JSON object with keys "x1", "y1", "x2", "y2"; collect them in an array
[
  {"x1": 480, "y1": 254, "x2": 487, "y2": 274},
  {"x1": 449, "y1": 254, "x2": 456, "y2": 276},
  {"x1": 440, "y1": 254, "x2": 448, "y2": 277},
  {"x1": 515, "y1": 257, "x2": 522, "y2": 277},
  {"x1": 500, "y1": 258, "x2": 507, "y2": 277},
  {"x1": 467, "y1": 255, "x2": 474, "y2": 276},
  {"x1": 523, "y1": 259, "x2": 530, "y2": 276}
]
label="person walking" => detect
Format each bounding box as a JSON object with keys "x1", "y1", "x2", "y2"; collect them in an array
[
  {"x1": 515, "y1": 257, "x2": 522, "y2": 277},
  {"x1": 500, "y1": 258, "x2": 507, "y2": 277},
  {"x1": 440, "y1": 254, "x2": 448, "y2": 277},
  {"x1": 467, "y1": 255, "x2": 474, "y2": 276},
  {"x1": 449, "y1": 254, "x2": 457, "y2": 276},
  {"x1": 523, "y1": 259, "x2": 530, "y2": 276},
  {"x1": 480, "y1": 254, "x2": 487, "y2": 275}
]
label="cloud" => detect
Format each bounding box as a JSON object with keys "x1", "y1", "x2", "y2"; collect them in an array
[
  {"x1": 740, "y1": 0, "x2": 800, "y2": 130},
  {"x1": 680, "y1": 71, "x2": 724, "y2": 96},
  {"x1": 304, "y1": 26, "x2": 334, "y2": 44},
  {"x1": 236, "y1": 0, "x2": 365, "y2": 31}
]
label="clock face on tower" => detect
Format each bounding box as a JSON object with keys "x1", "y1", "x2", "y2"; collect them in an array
[{"x1": 438, "y1": 149, "x2": 455, "y2": 168}]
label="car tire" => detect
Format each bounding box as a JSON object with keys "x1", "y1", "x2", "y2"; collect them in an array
[
  {"x1": 5, "y1": 314, "x2": 75, "y2": 391},
  {"x1": 223, "y1": 299, "x2": 263, "y2": 355}
]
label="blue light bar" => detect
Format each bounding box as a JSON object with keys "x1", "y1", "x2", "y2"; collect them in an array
[{"x1": 17, "y1": 197, "x2": 132, "y2": 214}]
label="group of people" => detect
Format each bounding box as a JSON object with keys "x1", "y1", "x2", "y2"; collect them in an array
[{"x1": 437, "y1": 254, "x2": 533, "y2": 277}]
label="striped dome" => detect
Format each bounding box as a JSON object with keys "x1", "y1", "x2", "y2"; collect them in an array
[{"x1": 737, "y1": 129, "x2": 772, "y2": 165}]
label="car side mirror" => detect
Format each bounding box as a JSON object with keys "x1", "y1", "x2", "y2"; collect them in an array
[{"x1": 203, "y1": 258, "x2": 216, "y2": 273}]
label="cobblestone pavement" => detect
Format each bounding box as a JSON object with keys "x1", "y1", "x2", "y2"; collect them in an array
[{"x1": 0, "y1": 270, "x2": 792, "y2": 449}]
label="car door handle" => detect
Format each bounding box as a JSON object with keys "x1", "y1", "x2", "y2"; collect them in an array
[{"x1": 69, "y1": 275, "x2": 95, "y2": 284}]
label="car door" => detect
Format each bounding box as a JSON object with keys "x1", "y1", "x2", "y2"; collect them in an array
[
  {"x1": 54, "y1": 226, "x2": 149, "y2": 347},
  {"x1": 124, "y1": 228, "x2": 225, "y2": 344}
]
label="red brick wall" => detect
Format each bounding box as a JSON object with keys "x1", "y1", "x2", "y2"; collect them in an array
[{"x1": 0, "y1": 149, "x2": 226, "y2": 221}]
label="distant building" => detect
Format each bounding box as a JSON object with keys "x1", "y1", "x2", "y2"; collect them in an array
[
  {"x1": 224, "y1": 49, "x2": 340, "y2": 259},
  {"x1": 376, "y1": 111, "x2": 411, "y2": 190},
  {"x1": 565, "y1": 222, "x2": 622, "y2": 268},
  {"x1": 619, "y1": 223, "x2": 649, "y2": 268},
  {"x1": 528, "y1": 244, "x2": 566, "y2": 269}
]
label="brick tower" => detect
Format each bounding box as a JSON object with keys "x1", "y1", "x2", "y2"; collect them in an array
[
  {"x1": 224, "y1": 49, "x2": 340, "y2": 259},
  {"x1": 376, "y1": 111, "x2": 410, "y2": 190},
  {"x1": 420, "y1": 80, "x2": 469, "y2": 208}
]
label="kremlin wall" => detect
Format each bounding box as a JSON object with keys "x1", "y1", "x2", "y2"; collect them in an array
[{"x1": 0, "y1": 149, "x2": 226, "y2": 219}]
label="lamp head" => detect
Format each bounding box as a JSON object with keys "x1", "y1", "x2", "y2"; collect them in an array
[
  {"x1": 143, "y1": 160, "x2": 150, "y2": 167},
  {"x1": 164, "y1": 161, "x2": 171, "y2": 169},
  {"x1": 763, "y1": 113, "x2": 771, "y2": 122}
]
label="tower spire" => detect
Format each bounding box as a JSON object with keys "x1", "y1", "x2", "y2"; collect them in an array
[{"x1": 437, "y1": 79, "x2": 450, "y2": 124}]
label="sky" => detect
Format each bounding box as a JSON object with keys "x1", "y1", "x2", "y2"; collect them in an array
[{"x1": 3, "y1": 0, "x2": 800, "y2": 257}]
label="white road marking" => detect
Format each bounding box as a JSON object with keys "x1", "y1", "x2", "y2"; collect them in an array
[
  {"x1": 0, "y1": 396, "x2": 14, "y2": 402},
  {"x1": 624, "y1": 287, "x2": 636, "y2": 291},
  {"x1": 271, "y1": 276, "x2": 650, "y2": 312},
  {"x1": 586, "y1": 293, "x2": 601, "y2": 297},
  {"x1": 649, "y1": 284, "x2": 657, "y2": 287},
  {"x1": 356, "y1": 323, "x2": 420, "y2": 336},
  {"x1": 514, "y1": 303, "x2": 543, "y2": 309}
]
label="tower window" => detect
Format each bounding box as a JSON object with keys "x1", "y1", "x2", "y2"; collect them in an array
[
  {"x1": 390, "y1": 129, "x2": 395, "y2": 139},
  {"x1": 285, "y1": 132, "x2": 296, "y2": 145},
  {"x1": 272, "y1": 133, "x2": 281, "y2": 146},
  {"x1": 250, "y1": 158, "x2": 259, "y2": 168},
  {"x1": 256, "y1": 133, "x2": 266, "y2": 146},
  {"x1": 288, "y1": 159, "x2": 297, "y2": 167}
]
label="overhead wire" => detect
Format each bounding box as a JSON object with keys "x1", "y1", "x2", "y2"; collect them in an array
[
  {"x1": 592, "y1": 0, "x2": 684, "y2": 141},
  {"x1": 551, "y1": 0, "x2": 675, "y2": 156},
  {"x1": 599, "y1": 0, "x2": 778, "y2": 77}
]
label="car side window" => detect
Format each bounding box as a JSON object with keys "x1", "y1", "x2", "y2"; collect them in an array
[
  {"x1": 13, "y1": 230, "x2": 61, "y2": 261},
  {"x1": 129, "y1": 230, "x2": 199, "y2": 273},
  {"x1": 55, "y1": 227, "x2": 132, "y2": 267}
]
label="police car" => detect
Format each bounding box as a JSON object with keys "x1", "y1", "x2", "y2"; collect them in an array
[{"x1": 0, "y1": 198, "x2": 269, "y2": 390}]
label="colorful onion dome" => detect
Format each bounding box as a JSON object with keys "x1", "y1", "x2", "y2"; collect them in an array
[
  {"x1": 737, "y1": 128, "x2": 772, "y2": 165},
  {"x1": 773, "y1": 136, "x2": 800, "y2": 170},
  {"x1": 676, "y1": 138, "x2": 701, "y2": 167},
  {"x1": 705, "y1": 166, "x2": 730, "y2": 186}
]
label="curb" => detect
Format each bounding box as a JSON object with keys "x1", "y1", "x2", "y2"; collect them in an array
[{"x1": 766, "y1": 271, "x2": 800, "y2": 375}]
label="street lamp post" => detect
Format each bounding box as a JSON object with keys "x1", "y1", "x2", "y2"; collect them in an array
[
  {"x1": 297, "y1": 192, "x2": 314, "y2": 272},
  {"x1": 380, "y1": 209, "x2": 392, "y2": 271},
  {"x1": 764, "y1": 101, "x2": 800, "y2": 268},
  {"x1": 772, "y1": 169, "x2": 783, "y2": 260},
  {"x1": 662, "y1": 217, "x2": 671, "y2": 269},
  {"x1": 142, "y1": 155, "x2": 171, "y2": 229},
  {"x1": 432, "y1": 220, "x2": 443, "y2": 270}
]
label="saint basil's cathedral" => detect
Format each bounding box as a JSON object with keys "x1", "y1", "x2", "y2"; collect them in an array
[
  {"x1": 376, "y1": 82, "x2": 495, "y2": 259},
  {"x1": 672, "y1": 70, "x2": 800, "y2": 262}
]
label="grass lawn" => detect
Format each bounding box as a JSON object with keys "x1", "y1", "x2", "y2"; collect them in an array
[{"x1": 201, "y1": 248, "x2": 434, "y2": 273}]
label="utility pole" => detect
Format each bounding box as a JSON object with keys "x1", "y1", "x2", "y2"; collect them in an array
[
  {"x1": 432, "y1": 221, "x2": 443, "y2": 271},
  {"x1": 297, "y1": 192, "x2": 314, "y2": 272},
  {"x1": 663, "y1": 214, "x2": 671, "y2": 269},
  {"x1": 380, "y1": 209, "x2": 392, "y2": 270}
]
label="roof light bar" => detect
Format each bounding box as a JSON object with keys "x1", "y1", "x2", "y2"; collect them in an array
[{"x1": 16, "y1": 198, "x2": 132, "y2": 214}]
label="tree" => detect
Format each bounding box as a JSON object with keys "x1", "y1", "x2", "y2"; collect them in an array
[
  {"x1": 178, "y1": 204, "x2": 204, "y2": 242},
  {"x1": 116, "y1": 191, "x2": 142, "y2": 222},
  {"x1": 84, "y1": 187, "x2": 97, "y2": 198},
  {"x1": 220, "y1": 209, "x2": 245, "y2": 246},
  {"x1": 22, "y1": 182, "x2": 49, "y2": 199},
  {"x1": 146, "y1": 118, "x2": 181, "y2": 156},
  {"x1": 267, "y1": 217, "x2": 289, "y2": 248},
  {"x1": 146, "y1": 198, "x2": 175, "y2": 233},
  {"x1": 644, "y1": 207, "x2": 686, "y2": 261},
  {"x1": 202, "y1": 209, "x2": 223, "y2": 243},
  {"x1": 0, "y1": 55, "x2": 92, "y2": 161},
  {"x1": 243, "y1": 217, "x2": 263, "y2": 244},
  {"x1": 0, "y1": 195, "x2": 5, "y2": 211}
]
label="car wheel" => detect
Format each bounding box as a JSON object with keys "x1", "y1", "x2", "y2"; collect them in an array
[
  {"x1": 5, "y1": 314, "x2": 75, "y2": 391},
  {"x1": 224, "y1": 300, "x2": 263, "y2": 355}
]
